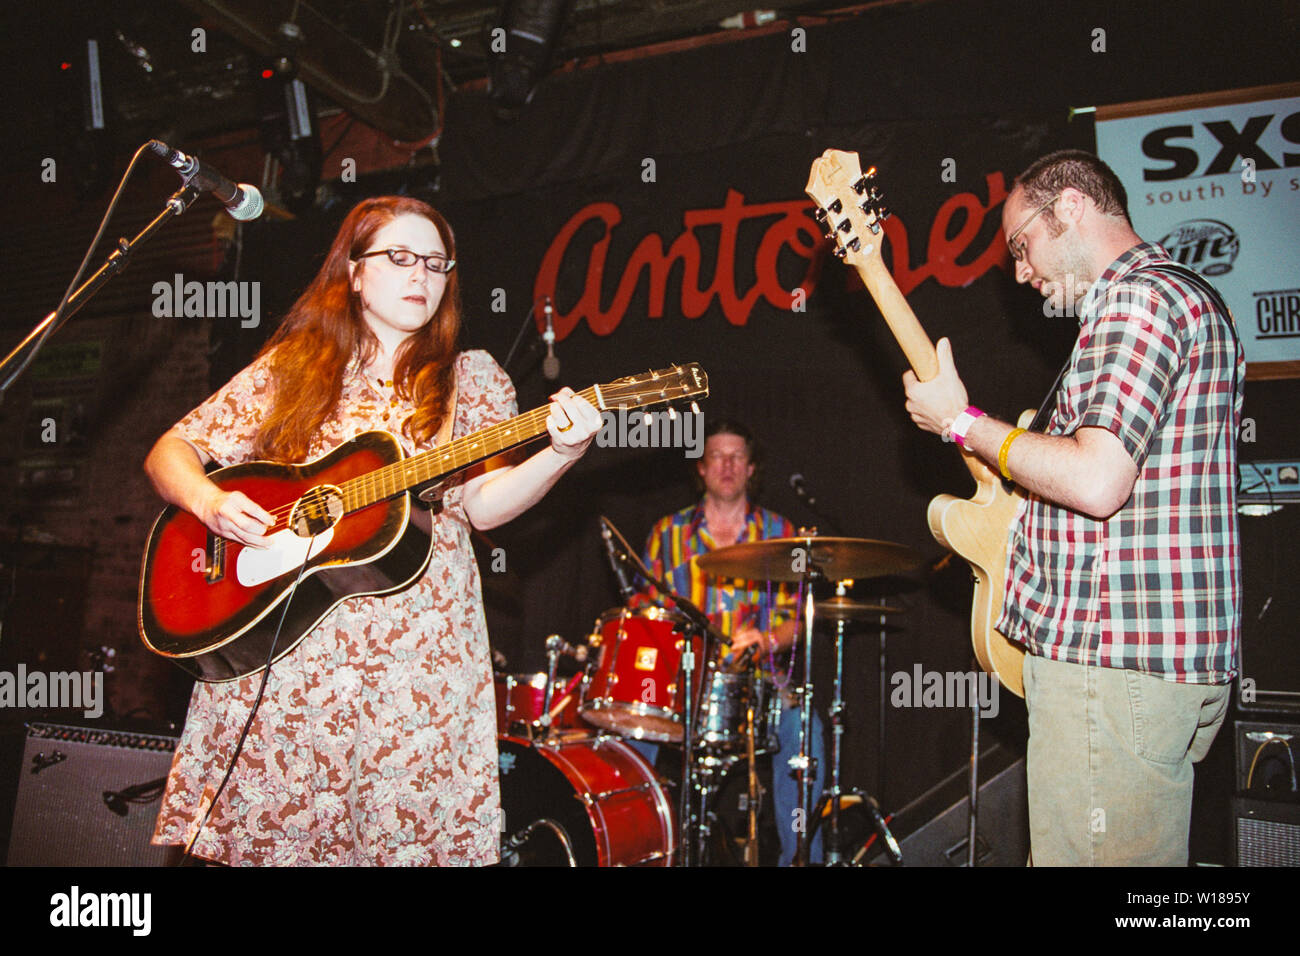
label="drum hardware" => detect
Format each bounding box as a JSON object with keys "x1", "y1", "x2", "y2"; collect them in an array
[
  {"x1": 599, "y1": 514, "x2": 725, "y2": 866},
  {"x1": 699, "y1": 534, "x2": 922, "y2": 866},
  {"x1": 745, "y1": 665, "x2": 760, "y2": 867},
  {"x1": 502, "y1": 818, "x2": 578, "y2": 867}
]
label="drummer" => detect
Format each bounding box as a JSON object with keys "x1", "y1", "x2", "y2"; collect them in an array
[{"x1": 632, "y1": 418, "x2": 826, "y2": 866}]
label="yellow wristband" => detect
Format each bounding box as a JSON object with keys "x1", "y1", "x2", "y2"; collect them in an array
[{"x1": 998, "y1": 427, "x2": 1026, "y2": 480}]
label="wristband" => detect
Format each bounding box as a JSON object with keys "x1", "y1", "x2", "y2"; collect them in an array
[
  {"x1": 998, "y1": 427, "x2": 1026, "y2": 480},
  {"x1": 949, "y1": 406, "x2": 984, "y2": 447}
]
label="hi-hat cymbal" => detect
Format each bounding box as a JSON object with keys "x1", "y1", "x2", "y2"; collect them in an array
[
  {"x1": 813, "y1": 597, "x2": 903, "y2": 622},
  {"x1": 695, "y1": 536, "x2": 922, "y2": 582}
]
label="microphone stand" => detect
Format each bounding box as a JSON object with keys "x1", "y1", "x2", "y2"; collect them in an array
[
  {"x1": 0, "y1": 183, "x2": 202, "y2": 394},
  {"x1": 790, "y1": 479, "x2": 845, "y2": 536},
  {"x1": 601, "y1": 516, "x2": 722, "y2": 867}
]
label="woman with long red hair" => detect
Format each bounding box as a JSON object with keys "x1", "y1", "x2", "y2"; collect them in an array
[{"x1": 144, "y1": 195, "x2": 600, "y2": 865}]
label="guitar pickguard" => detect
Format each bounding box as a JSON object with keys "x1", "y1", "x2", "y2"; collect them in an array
[{"x1": 236, "y1": 527, "x2": 336, "y2": 587}]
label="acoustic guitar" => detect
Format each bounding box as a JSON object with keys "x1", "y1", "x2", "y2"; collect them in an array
[{"x1": 139, "y1": 363, "x2": 709, "y2": 682}]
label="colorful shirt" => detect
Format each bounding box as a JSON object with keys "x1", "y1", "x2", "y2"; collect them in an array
[
  {"x1": 996, "y1": 242, "x2": 1244, "y2": 684},
  {"x1": 152, "y1": 349, "x2": 512, "y2": 865},
  {"x1": 638, "y1": 501, "x2": 797, "y2": 645}
]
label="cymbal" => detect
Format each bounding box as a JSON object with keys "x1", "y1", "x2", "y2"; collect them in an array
[
  {"x1": 695, "y1": 536, "x2": 922, "y2": 582},
  {"x1": 813, "y1": 597, "x2": 903, "y2": 622}
]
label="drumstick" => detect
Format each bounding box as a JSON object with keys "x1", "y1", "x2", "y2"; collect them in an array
[{"x1": 547, "y1": 693, "x2": 574, "y2": 723}]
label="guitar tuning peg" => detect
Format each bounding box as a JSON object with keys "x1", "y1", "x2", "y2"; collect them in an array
[
  {"x1": 812, "y1": 206, "x2": 828, "y2": 223},
  {"x1": 833, "y1": 245, "x2": 847, "y2": 259},
  {"x1": 847, "y1": 237, "x2": 861, "y2": 252},
  {"x1": 828, "y1": 198, "x2": 843, "y2": 214},
  {"x1": 837, "y1": 219, "x2": 852, "y2": 233}
]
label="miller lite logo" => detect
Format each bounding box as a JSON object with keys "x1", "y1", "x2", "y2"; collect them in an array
[{"x1": 1158, "y1": 219, "x2": 1240, "y2": 276}]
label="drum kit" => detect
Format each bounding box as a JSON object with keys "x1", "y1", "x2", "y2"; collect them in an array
[{"x1": 494, "y1": 522, "x2": 922, "y2": 867}]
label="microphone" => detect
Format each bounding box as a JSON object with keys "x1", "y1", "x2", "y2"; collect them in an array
[
  {"x1": 601, "y1": 519, "x2": 637, "y2": 600},
  {"x1": 789, "y1": 473, "x2": 818, "y2": 509},
  {"x1": 148, "y1": 139, "x2": 265, "y2": 221},
  {"x1": 541, "y1": 297, "x2": 560, "y2": 381},
  {"x1": 544, "y1": 634, "x2": 589, "y2": 663}
]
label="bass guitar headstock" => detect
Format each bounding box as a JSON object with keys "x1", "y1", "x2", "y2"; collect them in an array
[{"x1": 805, "y1": 149, "x2": 890, "y2": 268}]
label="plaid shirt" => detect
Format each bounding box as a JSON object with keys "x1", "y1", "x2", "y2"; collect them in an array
[
  {"x1": 636, "y1": 501, "x2": 797, "y2": 642},
  {"x1": 996, "y1": 242, "x2": 1244, "y2": 684}
]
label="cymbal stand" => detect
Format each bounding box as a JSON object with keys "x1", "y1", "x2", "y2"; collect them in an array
[
  {"x1": 824, "y1": 581, "x2": 849, "y2": 865},
  {"x1": 745, "y1": 664, "x2": 760, "y2": 866},
  {"x1": 792, "y1": 562, "x2": 820, "y2": 867}
]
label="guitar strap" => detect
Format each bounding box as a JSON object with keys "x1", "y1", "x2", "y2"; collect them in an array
[{"x1": 1025, "y1": 259, "x2": 1240, "y2": 436}]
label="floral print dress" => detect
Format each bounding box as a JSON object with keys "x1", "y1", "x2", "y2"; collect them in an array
[{"x1": 151, "y1": 349, "x2": 513, "y2": 866}]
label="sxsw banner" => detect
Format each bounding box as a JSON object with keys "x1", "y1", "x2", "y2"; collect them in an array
[{"x1": 1096, "y1": 83, "x2": 1300, "y2": 377}]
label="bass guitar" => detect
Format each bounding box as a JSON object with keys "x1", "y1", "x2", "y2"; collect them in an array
[
  {"x1": 139, "y1": 363, "x2": 709, "y2": 682},
  {"x1": 805, "y1": 150, "x2": 1028, "y2": 696}
]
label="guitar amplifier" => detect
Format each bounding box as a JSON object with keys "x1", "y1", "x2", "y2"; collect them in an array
[
  {"x1": 5, "y1": 722, "x2": 180, "y2": 867},
  {"x1": 1235, "y1": 491, "x2": 1300, "y2": 713},
  {"x1": 1233, "y1": 797, "x2": 1300, "y2": 866}
]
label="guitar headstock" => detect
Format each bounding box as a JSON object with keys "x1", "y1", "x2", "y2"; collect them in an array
[
  {"x1": 598, "y1": 363, "x2": 710, "y2": 411},
  {"x1": 805, "y1": 149, "x2": 890, "y2": 267}
]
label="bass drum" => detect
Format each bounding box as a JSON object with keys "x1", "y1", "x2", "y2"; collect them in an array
[{"x1": 496, "y1": 735, "x2": 675, "y2": 867}]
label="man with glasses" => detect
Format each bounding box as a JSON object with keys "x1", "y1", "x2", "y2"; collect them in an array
[
  {"x1": 902, "y1": 150, "x2": 1243, "y2": 865},
  {"x1": 633, "y1": 419, "x2": 826, "y2": 865}
]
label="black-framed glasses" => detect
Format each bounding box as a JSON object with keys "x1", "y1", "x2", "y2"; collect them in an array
[
  {"x1": 1006, "y1": 194, "x2": 1060, "y2": 262},
  {"x1": 354, "y1": 248, "x2": 456, "y2": 273}
]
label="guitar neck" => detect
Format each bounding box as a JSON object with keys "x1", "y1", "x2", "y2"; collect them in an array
[
  {"x1": 345, "y1": 386, "x2": 599, "y2": 511},
  {"x1": 855, "y1": 253, "x2": 939, "y2": 382}
]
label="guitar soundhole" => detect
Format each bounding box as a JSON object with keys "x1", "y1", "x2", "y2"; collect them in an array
[{"x1": 290, "y1": 486, "x2": 345, "y2": 537}]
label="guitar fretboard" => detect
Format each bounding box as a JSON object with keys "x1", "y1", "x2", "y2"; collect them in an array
[
  {"x1": 328, "y1": 363, "x2": 705, "y2": 514},
  {"x1": 336, "y1": 385, "x2": 600, "y2": 512}
]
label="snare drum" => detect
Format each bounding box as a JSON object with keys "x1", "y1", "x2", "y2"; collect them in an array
[
  {"x1": 497, "y1": 735, "x2": 675, "y2": 866},
  {"x1": 494, "y1": 672, "x2": 583, "y2": 734},
  {"x1": 697, "y1": 670, "x2": 779, "y2": 752},
  {"x1": 580, "y1": 607, "x2": 704, "y2": 743}
]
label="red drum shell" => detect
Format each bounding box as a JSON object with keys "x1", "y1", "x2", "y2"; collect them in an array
[
  {"x1": 497, "y1": 734, "x2": 674, "y2": 866},
  {"x1": 494, "y1": 672, "x2": 583, "y2": 733},
  {"x1": 580, "y1": 607, "x2": 703, "y2": 743}
]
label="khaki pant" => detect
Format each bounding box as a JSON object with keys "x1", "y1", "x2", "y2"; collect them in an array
[{"x1": 1023, "y1": 653, "x2": 1230, "y2": 866}]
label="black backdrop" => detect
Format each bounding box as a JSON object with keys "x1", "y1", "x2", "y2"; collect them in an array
[{"x1": 232, "y1": 0, "x2": 1298, "y2": 812}]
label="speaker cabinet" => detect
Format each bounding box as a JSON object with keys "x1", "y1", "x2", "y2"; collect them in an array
[
  {"x1": 1233, "y1": 797, "x2": 1300, "y2": 866},
  {"x1": 6, "y1": 722, "x2": 179, "y2": 867},
  {"x1": 1238, "y1": 505, "x2": 1300, "y2": 712},
  {"x1": 863, "y1": 744, "x2": 1028, "y2": 866}
]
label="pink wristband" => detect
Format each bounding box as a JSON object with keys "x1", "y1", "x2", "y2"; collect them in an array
[{"x1": 950, "y1": 406, "x2": 984, "y2": 447}]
